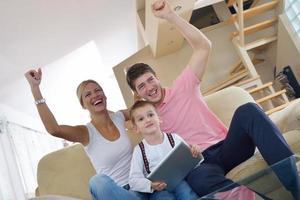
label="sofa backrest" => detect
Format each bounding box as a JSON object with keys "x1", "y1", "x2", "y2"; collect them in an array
[
  {"x1": 204, "y1": 86, "x2": 255, "y2": 127},
  {"x1": 36, "y1": 144, "x2": 96, "y2": 200}
]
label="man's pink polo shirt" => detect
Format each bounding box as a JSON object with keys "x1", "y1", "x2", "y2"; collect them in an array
[{"x1": 156, "y1": 66, "x2": 228, "y2": 151}]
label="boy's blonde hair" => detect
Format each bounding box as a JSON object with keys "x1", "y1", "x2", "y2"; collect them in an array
[{"x1": 129, "y1": 100, "x2": 156, "y2": 124}]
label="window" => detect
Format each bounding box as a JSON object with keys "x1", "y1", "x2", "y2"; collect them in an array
[
  {"x1": 0, "y1": 118, "x2": 64, "y2": 199},
  {"x1": 285, "y1": 0, "x2": 300, "y2": 38},
  {"x1": 7, "y1": 121, "x2": 64, "y2": 198}
]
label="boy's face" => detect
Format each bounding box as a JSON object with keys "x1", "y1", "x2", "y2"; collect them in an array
[
  {"x1": 133, "y1": 72, "x2": 163, "y2": 104},
  {"x1": 132, "y1": 104, "x2": 161, "y2": 136}
]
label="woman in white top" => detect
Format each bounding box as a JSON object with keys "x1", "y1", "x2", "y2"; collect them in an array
[{"x1": 24, "y1": 68, "x2": 166, "y2": 200}]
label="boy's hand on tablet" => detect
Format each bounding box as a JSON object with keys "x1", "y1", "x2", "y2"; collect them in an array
[
  {"x1": 190, "y1": 144, "x2": 201, "y2": 158},
  {"x1": 151, "y1": 181, "x2": 167, "y2": 191}
]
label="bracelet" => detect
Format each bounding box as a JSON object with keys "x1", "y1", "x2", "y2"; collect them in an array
[{"x1": 35, "y1": 98, "x2": 46, "y2": 105}]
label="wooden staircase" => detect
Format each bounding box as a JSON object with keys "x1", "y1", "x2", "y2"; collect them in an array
[
  {"x1": 203, "y1": 54, "x2": 263, "y2": 95},
  {"x1": 248, "y1": 81, "x2": 289, "y2": 115},
  {"x1": 204, "y1": 0, "x2": 290, "y2": 114},
  {"x1": 228, "y1": 0, "x2": 290, "y2": 114},
  {"x1": 228, "y1": 0, "x2": 280, "y2": 85}
]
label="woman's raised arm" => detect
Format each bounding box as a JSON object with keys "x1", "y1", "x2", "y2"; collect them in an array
[{"x1": 24, "y1": 68, "x2": 89, "y2": 145}]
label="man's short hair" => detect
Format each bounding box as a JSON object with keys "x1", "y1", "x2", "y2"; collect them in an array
[
  {"x1": 129, "y1": 100, "x2": 155, "y2": 124},
  {"x1": 126, "y1": 63, "x2": 156, "y2": 91}
]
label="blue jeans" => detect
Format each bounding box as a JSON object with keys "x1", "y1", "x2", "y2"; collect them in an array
[
  {"x1": 149, "y1": 181, "x2": 198, "y2": 200},
  {"x1": 89, "y1": 174, "x2": 149, "y2": 200},
  {"x1": 149, "y1": 190, "x2": 176, "y2": 200},
  {"x1": 173, "y1": 181, "x2": 199, "y2": 200}
]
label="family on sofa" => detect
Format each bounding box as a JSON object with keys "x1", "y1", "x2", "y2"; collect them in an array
[{"x1": 25, "y1": 0, "x2": 300, "y2": 199}]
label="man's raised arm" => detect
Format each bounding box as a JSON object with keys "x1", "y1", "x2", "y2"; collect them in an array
[{"x1": 152, "y1": 0, "x2": 212, "y2": 80}]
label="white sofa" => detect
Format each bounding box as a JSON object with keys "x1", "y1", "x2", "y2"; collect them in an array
[{"x1": 33, "y1": 86, "x2": 300, "y2": 200}]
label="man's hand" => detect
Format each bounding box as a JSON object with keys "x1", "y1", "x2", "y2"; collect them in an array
[
  {"x1": 190, "y1": 144, "x2": 201, "y2": 158},
  {"x1": 151, "y1": 0, "x2": 173, "y2": 19},
  {"x1": 151, "y1": 181, "x2": 167, "y2": 191}
]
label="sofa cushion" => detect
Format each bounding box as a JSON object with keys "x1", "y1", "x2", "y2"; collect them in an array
[
  {"x1": 30, "y1": 195, "x2": 82, "y2": 200},
  {"x1": 269, "y1": 99, "x2": 300, "y2": 133},
  {"x1": 283, "y1": 129, "x2": 300, "y2": 155},
  {"x1": 204, "y1": 86, "x2": 256, "y2": 127},
  {"x1": 226, "y1": 151, "x2": 266, "y2": 181},
  {"x1": 226, "y1": 130, "x2": 300, "y2": 181}
]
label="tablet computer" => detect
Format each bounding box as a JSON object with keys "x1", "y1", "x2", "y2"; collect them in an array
[{"x1": 147, "y1": 141, "x2": 203, "y2": 190}]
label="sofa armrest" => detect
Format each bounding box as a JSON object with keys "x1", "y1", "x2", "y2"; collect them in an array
[
  {"x1": 269, "y1": 99, "x2": 300, "y2": 133},
  {"x1": 30, "y1": 195, "x2": 83, "y2": 200},
  {"x1": 204, "y1": 86, "x2": 256, "y2": 127},
  {"x1": 37, "y1": 144, "x2": 96, "y2": 200}
]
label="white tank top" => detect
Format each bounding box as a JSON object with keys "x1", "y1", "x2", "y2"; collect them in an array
[{"x1": 85, "y1": 111, "x2": 133, "y2": 186}]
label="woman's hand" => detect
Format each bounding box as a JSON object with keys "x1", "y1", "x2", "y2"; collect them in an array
[
  {"x1": 151, "y1": 181, "x2": 167, "y2": 191},
  {"x1": 190, "y1": 144, "x2": 201, "y2": 158},
  {"x1": 24, "y1": 68, "x2": 42, "y2": 88},
  {"x1": 151, "y1": 0, "x2": 173, "y2": 20}
]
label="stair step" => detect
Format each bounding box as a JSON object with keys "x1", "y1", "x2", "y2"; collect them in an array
[
  {"x1": 265, "y1": 103, "x2": 289, "y2": 115},
  {"x1": 234, "y1": 75, "x2": 260, "y2": 87},
  {"x1": 203, "y1": 69, "x2": 248, "y2": 95},
  {"x1": 245, "y1": 36, "x2": 277, "y2": 50},
  {"x1": 248, "y1": 82, "x2": 273, "y2": 94},
  {"x1": 256, "y1": 89, "x2": 287, "y2": 104},
  {"x1": 229, "y1": 1, "x2": 278, "y2": 22},
  {"x1": 232, "y1": 17, "x2": 278, "y2": 38}
]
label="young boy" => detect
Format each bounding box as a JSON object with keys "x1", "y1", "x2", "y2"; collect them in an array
[{"x1": 129, "y1": 100, "x2": 199, "y2": 200}]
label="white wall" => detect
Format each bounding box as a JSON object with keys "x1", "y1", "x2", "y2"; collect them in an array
[
  {"x1": 0, "y1": 0, "x2": 139, "y2": 127},
  {"x1": 276, "y1": 14, "x2": 300, "y2": 82}
]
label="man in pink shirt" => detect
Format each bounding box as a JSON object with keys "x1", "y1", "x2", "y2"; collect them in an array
[{"x1": 126, "y1": 0, "x2": 300, "y2": 199}]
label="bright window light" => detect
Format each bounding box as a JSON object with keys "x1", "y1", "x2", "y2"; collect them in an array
[{"x1": 285, "y1": 0, "x2": 300, "y2": 38}]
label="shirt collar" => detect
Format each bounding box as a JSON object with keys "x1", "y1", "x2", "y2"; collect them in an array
[{"x1": 156, "y1": 88, "x2": 170, "y2": 108}]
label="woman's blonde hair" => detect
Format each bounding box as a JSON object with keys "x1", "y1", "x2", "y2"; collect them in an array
[{"x1": 76, "y1": 79, "x2": 101, "y2": 107}]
